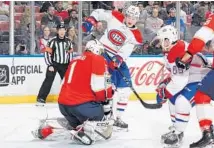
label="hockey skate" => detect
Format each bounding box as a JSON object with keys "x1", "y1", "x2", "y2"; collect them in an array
[
  {"x1": 161, "y1": 126, "x2": 184, "y2": 148},
  {"x1": 113, "y1": 118, "x2": 128, "y2": 131},
  {"x1": 35, "y1": 98, "x2": 46, "y2": 107},
  {"x1": 190, "y1": 125, "x2": 214, "y2": 148},
  {"x1": 70, "y1": 129, "x2": 93, "y2": 145}
]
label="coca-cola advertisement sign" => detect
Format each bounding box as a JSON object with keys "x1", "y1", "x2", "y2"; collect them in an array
[{"x1": 127, "y1": 58, "x2": 170, "y2": 92}]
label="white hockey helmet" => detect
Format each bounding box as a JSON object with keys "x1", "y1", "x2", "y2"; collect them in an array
[
  {"x1": 126, "y1": 5, "x2": 140, "y2": 19},
  {"x1": 156, "y1": 25, "x2": 178, "y2": 51},
  {"x1": 85, "y1": 39, "x2": 104, "y2": 55}
]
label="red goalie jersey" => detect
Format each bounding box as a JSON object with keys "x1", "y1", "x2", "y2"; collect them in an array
[{"x1": 58, "y1": 51, "x2": 113, "y2": 106}]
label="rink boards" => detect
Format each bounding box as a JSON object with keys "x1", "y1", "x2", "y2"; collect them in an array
[{"x1": 0, "y1": 55, "x2": 212, "y2": 103}]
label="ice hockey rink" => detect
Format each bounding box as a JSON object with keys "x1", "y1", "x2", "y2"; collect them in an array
[{"x1": 0, "y1": 101, "x2": 213, "y2": 148}]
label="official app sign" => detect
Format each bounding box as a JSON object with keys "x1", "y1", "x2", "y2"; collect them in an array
[
  {"x1": 10, "y1": 65, "x2": 43, "y2": 85},
  {"x1": 0, "y1": 64, "x2": 43, "y2": 87},
  {"x1": 0, "y1": 65, "x2": 10, "y2": 87}
]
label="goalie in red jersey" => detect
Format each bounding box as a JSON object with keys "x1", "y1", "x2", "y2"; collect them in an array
[
  {"x1": 176, "y1": 14, "x2": 214, "y2": 148},
  {"x1": 32, "y1": 40, "x2": 114, "y2": 145}
]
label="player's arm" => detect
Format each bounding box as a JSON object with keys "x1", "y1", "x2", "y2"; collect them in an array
[
  {"x1": 91, "y1": 56, "x2": 113, "y2": 102},
  {"x1": 44, "y1": 39, "x2": 55, "y2": 66},
  {"x1": 176, "y1": 15, "x2": 214, "y2": 69},
  {"x1": 116, "y1": 30, "x2": 143, "y2": 62},
  {"x1": 82, "y1": 9, "x2": 112, "y2": 32},
  {"x1": 108, "y1": 43, "x2": 135, "y2": 71}
]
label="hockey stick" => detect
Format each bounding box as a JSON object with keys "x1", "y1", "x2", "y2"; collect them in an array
[{"x1": 104, "y1": 52, "x2": 162, "y2": 109}]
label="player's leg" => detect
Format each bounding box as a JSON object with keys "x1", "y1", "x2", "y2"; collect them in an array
[
  {"x1": 32, "y1": 103, "x2": 79, "y2": 140},
  {"x1": 161, "y1": 100, "x2": 175, "y2": 142},
  {"x1": 55, "y1": 63, "x2": 69, "y2": 80},
  {"x1": 101, "y1": 53, "x2": 130, "y2": 129},
  {"x1": 190, "y1": 71, "x2": 214, "y2": 148},
  {"x1": 161, "y1": 94, "x2": 177, "y2": 143},
  {"x1": 64, "y1": 102, "x2": 114, "y2": 144},
  {"x1": 36, "y1": 66, "x2": 57, "y2": 105},
  {"x1": 162, "y1": 96, "x2": 190, "y2": 148},
  {"x1": 58, "y1": 104, "x2": 81, "y2": 129},
  {"x1": 113, "y1": 62, "x2": 131, "y2": 130},
  {"x1": 33, "y1": 102, "x2": 113, "y2": 145},
  {"x1": 162, "y1": 82, "x2": 197, "y2": 147}
]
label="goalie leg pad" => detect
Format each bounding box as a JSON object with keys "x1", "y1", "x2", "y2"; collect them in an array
[{"x1": 82, "y1": 119, "x2": 114, "y2": 142}]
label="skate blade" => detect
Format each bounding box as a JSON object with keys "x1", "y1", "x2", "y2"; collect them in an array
[
  {"x1": 70, "y1": 131, "x2": 93, "y2": 145},
  {"x1": 31, "y1": 130, "x2": 41, "y2": 139},
  {"x1": 162, "y1": 142, "x2": 182, "y2": 148},
  {"x1": 204, "y1": 143, "x2": 214, "y2": 148},
  {"x1": 113, "y1": 126, "x2": 128, "y2": 132}
]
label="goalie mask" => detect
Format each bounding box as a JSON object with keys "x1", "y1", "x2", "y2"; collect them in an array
[
  {"x1": 151, "y1": 25, "x2": 178, "y2": 52},
  {"x1": 125, "y1": 5, "x2": 140, "y2": 27},
  {"x1": 85, "y1": 40, "x2": 104, "y2": 55}
]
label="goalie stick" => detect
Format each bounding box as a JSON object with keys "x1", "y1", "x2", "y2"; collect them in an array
[{"x1": 104, "y1": 52, "x2": 162, "y2": 109}]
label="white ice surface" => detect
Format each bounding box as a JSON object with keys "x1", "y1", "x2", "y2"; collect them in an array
[{"x1": 0, "y1": 101, "x2": 213, "y2": 148}]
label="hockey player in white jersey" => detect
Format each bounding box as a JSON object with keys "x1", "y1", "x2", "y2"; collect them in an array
[
  {"x1": 82, "y1": 5, "x2": 143, "y2": 129},
  {"x1": 152, "y1": 25, "x2": 211, "y2": 147}
]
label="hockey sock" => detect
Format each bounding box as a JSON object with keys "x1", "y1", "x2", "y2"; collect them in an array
[
  {"x1": 113, "y1": 88, "x2": 130, "y2": 119},
  {"x1": 194, "y1": 91, "x2": 213, "y2": 131}
]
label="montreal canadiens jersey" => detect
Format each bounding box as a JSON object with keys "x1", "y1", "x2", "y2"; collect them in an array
[
  {"x1": 164, "y1": 40, "x2": 211, "y2": 96},
  {"x1": 58, "y1": 52, "x2": 113, "y2": 106},
  {"x1": 90, "y1": 9, "x2": 143, "y2": 61}
]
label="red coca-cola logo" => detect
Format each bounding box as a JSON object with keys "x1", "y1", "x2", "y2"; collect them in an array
[
  {"x1": 108, "y1": 29, "x2": 126, "y2": 46},
  {"x1": 129, "y1": 61, "x2": 170, "y2": 86}
]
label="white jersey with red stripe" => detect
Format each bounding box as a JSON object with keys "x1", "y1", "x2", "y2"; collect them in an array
[
  {"x1": 90, "y1": 9, "x2": 143, "y2": 61},
  {"x1": 164, "y1": 40, "x2": 211, "y2": 96}
]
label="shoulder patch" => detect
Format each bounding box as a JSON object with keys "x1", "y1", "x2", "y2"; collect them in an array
[
  {"x1": 112, "y1": 10, "x2": 124, "y2": 23},
  {"x1": 130, "y1": 29, "x2": 143, "y2": 44}
]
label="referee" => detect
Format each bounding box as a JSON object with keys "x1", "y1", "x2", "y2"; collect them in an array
[{"x1": 36, "y1": 23, "x2": 73, "y2": 105}]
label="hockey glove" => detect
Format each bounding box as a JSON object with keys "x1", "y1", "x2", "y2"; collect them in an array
[
  {"x1": 82, "y1": 16, "x2": 97, "y2": 33},
  {"x1": 156, "y1": 94, "x2": 167, "y2": 104},
  {"x1": 156, "y1": 87, "x2": 172, "y2": 101},
  {"x1": 175, "y1": 52, "x2": 193, "y2": 70},
  {"x1": 109, "y1": 55, "x2": 123, "y2": 70},
  {"x1": 157, "y1": 77, "x2": 171, "y2": 89}
]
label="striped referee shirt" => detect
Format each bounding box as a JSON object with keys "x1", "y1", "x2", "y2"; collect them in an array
[{"x1": 44, "y1": 35, "x2": 73, "y2": 65}]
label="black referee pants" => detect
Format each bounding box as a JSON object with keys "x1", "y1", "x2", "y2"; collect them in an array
[{"x1": 37, "y1": 62, "x2": 68, "y2": 102}]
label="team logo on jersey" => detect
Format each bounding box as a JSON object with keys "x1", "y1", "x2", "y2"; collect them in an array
[
  {"x1": 108, "y1": 29, "x2": 126, "y2": 46},
  {"x1": 0, "y1": 65, "x2": 9, "y2": 87}
]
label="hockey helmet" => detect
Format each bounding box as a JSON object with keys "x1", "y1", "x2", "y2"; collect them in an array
[
  {"x1": 126, "y1": 5, "x2": 140, "y2": 19},
  {"x1": 155, "y1": 25, "x2": 178, "y2": 51},
  {"x1": 85, "y1": 39, "x2": 104, "y2": 55}
]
